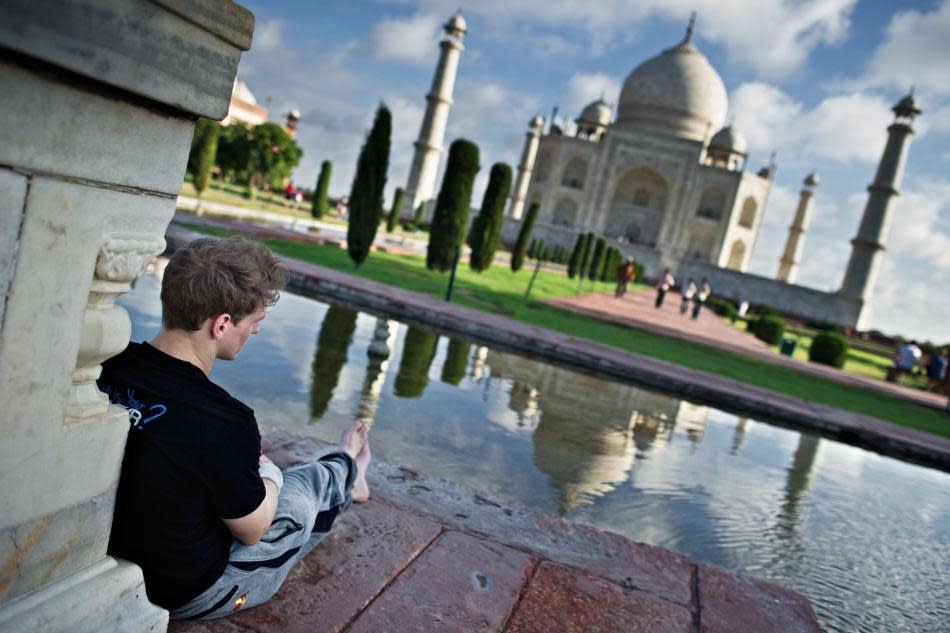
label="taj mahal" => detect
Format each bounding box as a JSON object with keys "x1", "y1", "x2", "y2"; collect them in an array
[{"x1": 401, "y1": 14, "x2": 920, "y2": 331}]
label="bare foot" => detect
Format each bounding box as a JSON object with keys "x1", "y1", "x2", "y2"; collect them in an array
[
  {"x1": 339, "y1": 419, "x2": 368, "y2": 460},
  {"x1": 352, "y1": 440, "x2": 372, "y2": 504}
]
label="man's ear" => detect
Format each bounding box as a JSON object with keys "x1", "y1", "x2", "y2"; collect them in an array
[{"x1": 210, "y1": 313, "x2": 232, "y2": 341}]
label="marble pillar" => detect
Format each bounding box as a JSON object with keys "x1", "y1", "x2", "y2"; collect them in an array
[{"x1": 0, "y1": 1, "x2": 253, "y2": 631}]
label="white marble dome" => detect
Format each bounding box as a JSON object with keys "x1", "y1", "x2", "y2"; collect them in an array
[
  {"x1": 578, "y1": 99, "x2": 613, "y2": 127},
  {"x1": 709, "y1": 125, "x2": 747, "y2": 155},
  {"x1": 616, "y1": 36, "x2": 728, "y2": 141}
]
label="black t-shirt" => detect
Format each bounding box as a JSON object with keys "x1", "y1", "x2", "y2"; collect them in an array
[{"x1": 98, "y1": 342, "x2": 265, "y2": 610}]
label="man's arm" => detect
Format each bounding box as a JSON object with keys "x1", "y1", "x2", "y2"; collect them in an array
[{"x1": 223, "y1": 457, "x2": 279, "y2": 546}]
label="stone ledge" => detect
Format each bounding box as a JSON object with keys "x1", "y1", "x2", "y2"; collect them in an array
[
  {"x1": 0, "y1": 0, "x2": 252, "y2": 119},
  {"x1": 259, "y1": 433, "x2": 821, "y2": 632}
]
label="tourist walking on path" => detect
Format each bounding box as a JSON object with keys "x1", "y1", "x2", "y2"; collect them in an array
[
  {"x1": 615, "y1": 259, "x2": 635, "y2": 298},
  {"x1": 97, "y1": 237, "x2": 372, "y2": 621},
  {"x1": 655, "y1": 269, "x2": 675, "y2": 308},
  {"x1": 926, "y1": 348, "x2": 948, "y2": 391},
  {"x1": 680, "y1": 278, "x2": 697, "y2": 315},
  {"x1": 692, "y1": 278, "x2": 711, "y2": 319}
]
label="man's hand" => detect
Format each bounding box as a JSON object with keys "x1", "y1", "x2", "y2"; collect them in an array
[{"x1": 259, "y1": 454, "x2": 273, "y2": 465}]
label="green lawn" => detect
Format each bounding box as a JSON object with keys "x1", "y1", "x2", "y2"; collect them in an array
[
  {"x1": 180, "y1": 181, "x2": 427, "y2": 238},
  {"x1": 747, "y1": 326, "x2": 930, "y2": 389},
  {"x1": 181, "y1": 222, "x2": 950, "y2": 439}
]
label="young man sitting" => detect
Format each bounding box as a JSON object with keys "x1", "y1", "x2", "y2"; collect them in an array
[{"x1": 98, "y1": 236, "x2": 371, "y2": 620}]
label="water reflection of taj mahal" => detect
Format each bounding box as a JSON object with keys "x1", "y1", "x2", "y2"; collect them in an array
[{"x1": 486, "y1": 351, "x2": 708, "y2": 513}]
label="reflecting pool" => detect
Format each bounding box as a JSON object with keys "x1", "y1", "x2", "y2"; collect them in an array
[{"x1": 120, "y1": 263, "x2": 950, "y2": 633}]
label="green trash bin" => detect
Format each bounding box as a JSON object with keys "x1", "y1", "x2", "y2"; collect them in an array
[{"x1": 779, "y1": 338, "x2": 797, "y2": 356}]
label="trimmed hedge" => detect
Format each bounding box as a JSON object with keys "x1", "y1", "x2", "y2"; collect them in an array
[
  {"x1": 386, "y1": 186, "x2": 403, "y2": 233},
  {"x1": 313, "y1": 160, "x2": 332, "y2": 218},
  {"x1": 468, "y1": 162, "x2": 512, "y2": 272},
  {"x1": 749, "y1": 315, "x2": 786, "y2": 345},
  {"x1": 510, "y1": 201, "x2": 539, "y2": 272},
  {"x1": 347, "y1": 105, "x2": 391, "y2": 266},
  {"x1": 809, "y1": 331, "x2": 849, "y2": 368},
  {"x1": 428, "y1": 139, "x2": 480, "y2": 272},
  {"x1": 707, "y1": 297, "x2": 737, "y2": 320}
]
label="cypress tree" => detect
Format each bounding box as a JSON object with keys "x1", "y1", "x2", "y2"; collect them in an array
[
  {"x1": 427, "y1": 139, "x2": 480, "y2": 272},
  {"x1": 602, "y1": 248, "x2": 618, "y2": 282},
  {"x1": 394, "y1": 327, "x2": 439, "y2": 398},
  {"x1": 413, "y1": 202, "x2": 426, "y2": 227},
  {"x1": 441, "y1": 338, "x2": 472, "y2": 386},
  {"x1": 567, "y1": 233, "x2": 587, "y2": 278},
  {"x1": 312, "y1": 160, "x2": 332, "y2": 218},
  {"x1": 578, "y1": 232, "x2": 595, "y2": 278},
  {"x1": 510, "y1": 201, "x2": 540, "y2": 272},
  {"x1": 535, "y1": 239, "x2": 546, "y2": 260},
  {"x1": 468, "y1": 162, "x2": 513, "y2": 272},
  {"x1": 309, "y1": 305, "x2": 358, "y2": 419},
  {"x1": 194, "y1": 120, "x2": 220, "y2": 198},
  {"x1": 588, "y1": 237, "x2": 606, "y2": 281},
  {"x1": 386, "y1": 186, "x2": 404, "y2": 233},
  {"x1": 347, "y1": 104, "x2": 392, "y2": 266}
]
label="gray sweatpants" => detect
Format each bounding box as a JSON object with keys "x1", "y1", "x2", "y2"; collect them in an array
[{"x1": 169, "y1": 452, "x2": 355, "y2": 621}]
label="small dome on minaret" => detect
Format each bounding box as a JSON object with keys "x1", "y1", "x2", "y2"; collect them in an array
[
  {"x1": 804, "y1": 171, "x2": 819, "y2": 187},
  {"x1": 530, "y1": 115, "x2": 544, "y2": 129},
  {"x1": 444, "y1": 12, "x2": 467, "y2": 37},
  {"x1": 893, "y1": 92, "x2": 921, "y2": 119}
]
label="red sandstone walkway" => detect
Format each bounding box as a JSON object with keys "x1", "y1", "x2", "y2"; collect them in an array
[
  {"x1": 547, "y1": 289, "x2": 948, "y2": 410},
  {"x1": 169, "y1": 432, "x2": 820, "y2": 633}
]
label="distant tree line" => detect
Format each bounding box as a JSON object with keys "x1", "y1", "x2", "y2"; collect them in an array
[{"x1": 186, "y1": 118, "x2": 303, "y2": 195}]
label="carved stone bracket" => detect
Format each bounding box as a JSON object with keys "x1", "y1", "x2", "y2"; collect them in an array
[{"x1": 65, "y1": 233, "x2": 166, "y2": 421}]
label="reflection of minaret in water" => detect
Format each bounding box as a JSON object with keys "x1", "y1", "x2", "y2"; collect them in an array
[
  {"x1": 469, "y1": 345, "x2": 489, "y2": 381},
  {"x1": 356, "y1": 319, "x2": 396, "y2": 426},
  {"x1": 731, "y1": 417, "x2": 749, "y2": 454},
  {"x1": 779, "y1": 433, "x2": 821, "y2": 528},
  {"x1": 676, "y1": 401, "x2": 710, "y2": 444}
]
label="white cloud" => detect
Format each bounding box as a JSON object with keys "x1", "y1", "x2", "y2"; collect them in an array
[
  {"x1": 414, "y1": 0, "x2": 855, "y2": 77},
  {"x1": 253, "y1": 19, "x2": 285, "y2": 52},
  {"x1": 731, "y1": 83, "x2": 892, "y2": 163},
  {"x1": 566, "y1": 72, "x2": 622, "y2": 113},
  {"x1": 731, "y1": 82, "x2": 803, "y2": 150},
  {"x1": 886, "y1": 182, "x2": 950, "y2": 272},
  {"x1": 800, "y1": 94, "x2": 892, "y2": 162},
  {"x1": 863, "y1": 1, "x2": 950, "y2": 97},
  {"x1": 369, "y1": 14, "x2": 442, "y2": 64}
]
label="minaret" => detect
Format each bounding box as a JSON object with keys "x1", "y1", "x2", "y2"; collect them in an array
[
  {"x1": 400, "y1": 12, "x2": 466, "y2": 220},
  {"x1": 776, "y1": 171, "x2": 819, "y2": 283},
  {"x1": 508, "y1": 115, "x2": 544, "y2": 219},
  {"x1": 839, "y1": 93, "x2": 921, "y2": 327}
]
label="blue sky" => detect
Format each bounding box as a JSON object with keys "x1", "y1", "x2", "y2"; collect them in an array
[{"x1": 234, "y1": 0, "x2": 949, "y2": 342}]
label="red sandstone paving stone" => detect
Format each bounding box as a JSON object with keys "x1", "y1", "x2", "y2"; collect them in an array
[
  {"x1": 346, "y1": 530, "x2": 535, "y2": 633},
  {"x1": 506, "y1": 562, "x2": 692, "y2": 633},
  {"x1": 698, "y1": 563, "x2": 820, "y2": 633},
  {"x1": 225, "y1": 500, "x2": 442, "y2": 633},
  {"x1": 368, "y1": 459, "x2": 693, "y2": 606},
  {"x1": 168, "y1": 617, "x2": 252, "y2": 633}
]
